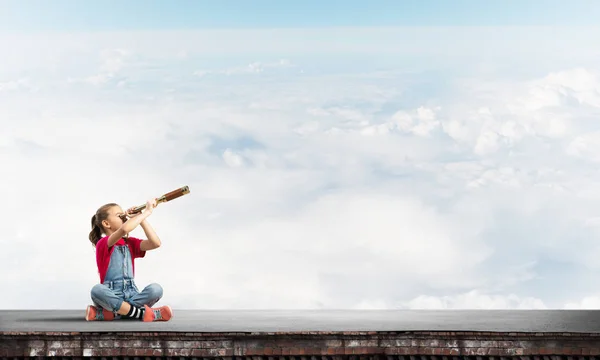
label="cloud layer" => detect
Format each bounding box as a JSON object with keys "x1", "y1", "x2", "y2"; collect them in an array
[{"x1": 2, "y1": 27, "x2": 600, "y2": 310}]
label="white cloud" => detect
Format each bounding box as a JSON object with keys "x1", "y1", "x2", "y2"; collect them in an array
[
  {"x1": 194, "y1": 59, "x2": 294, "y2": 77},
  {"x1": 66, "y1": 48, "x2": 133, "y2": 86},
  {"x1": 3, "y1": 27, "x2": 600, "y2": 311},
  {"x1": 387, "y1": 106, "x2": 440, "y2": 137},
  {"x1": 402, "y1": 290, "x2": 548, "y2": 310},
  {"x1": 0, "y1": 77, "x2": 36, "y2": 92},
  {"x1": 222, "y1": 149, "x2": 245, "y2": 167},
  {"x1": 566, "y1": 132, "x2": 600, "y2": 162},
  {"x1": 564, "y1": 295, "x2": 600, "y2": 309}
]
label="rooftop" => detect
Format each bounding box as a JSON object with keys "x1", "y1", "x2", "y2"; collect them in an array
[{"x1": 2, "y1": 309, "x2": 600, "y2": 334}]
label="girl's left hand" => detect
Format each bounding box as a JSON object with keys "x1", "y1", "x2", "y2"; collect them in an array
[
  {"x1": 126, "y1": 206, "x2": 143, "y2": 218},
  {"x1": 126, "y1": 198, "x2": 157, "y2": 218}
]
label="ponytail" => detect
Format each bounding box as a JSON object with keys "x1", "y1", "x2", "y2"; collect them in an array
[
  {"x1": 89, "y1": 214, "x2": 103, "y2": 247},
  {"x1": 88, "y1": 203, "x2": 118, "y2": 247}
]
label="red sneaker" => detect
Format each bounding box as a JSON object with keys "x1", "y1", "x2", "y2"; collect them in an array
[
  {"x1": 142, "y1": 304, "x2": 173, "y2": 322},
  {"x1": 85, "y1": 305, "x2": 115, "y2": 321}
]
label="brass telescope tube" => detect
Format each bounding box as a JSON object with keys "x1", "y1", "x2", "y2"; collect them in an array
[{"x1": 127, "y1": 186, "x2": 190, "y2": 215}]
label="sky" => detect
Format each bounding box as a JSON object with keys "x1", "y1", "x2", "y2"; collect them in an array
[
  {"x1": 2, "y1": 2, "x2": 600, "y2": 311},
  {"x1": 2, "y1": 0, "x2": 600, "y2": 31}
]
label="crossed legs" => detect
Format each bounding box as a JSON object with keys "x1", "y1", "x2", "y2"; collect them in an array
[{"x1": 91, "y1": 283, "x2": 163, "y2": 315}]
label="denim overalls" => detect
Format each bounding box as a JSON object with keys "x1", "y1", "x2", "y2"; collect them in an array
[{"x1": 91, "y1": 241, "x2": 162, "y2": 318}]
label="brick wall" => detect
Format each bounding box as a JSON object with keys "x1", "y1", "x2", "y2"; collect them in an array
[{"x1": 2, "y1": 331, "x2": 600, "y2": 358}]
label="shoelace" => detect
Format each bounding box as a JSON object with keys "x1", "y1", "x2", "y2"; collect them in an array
[
  {"x1": 96, "y1": 309, "x2": 105, "y2": 320},
  {"x1": 153, "y1": 309, "x2": 162, "y2": 320}
]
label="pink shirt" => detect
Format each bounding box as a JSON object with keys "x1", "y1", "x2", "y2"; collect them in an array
[{"x1": 95, "y1": 236, "x2": 146, "y2": 283}]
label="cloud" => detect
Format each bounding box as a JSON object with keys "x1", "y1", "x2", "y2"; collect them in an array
[
  {"x1": 566, "y1": 132, "x2": 600, "y2": 162},
  {"x1": 564, "y1": 295, "x2": 600, "y2": 309},
  {"x1": 0, "y1": 77, "x2": 37, "y2": 92},
  {"x1": 222, "y1": 149, "x2": 245, "y2": 167},
  {"x1": 66, "y1": 48, "x2": 133, "y2": 86},
  {"x1": 389, "y1": 106, "x2": 440, "y2": 137},
  {"x1": 2, "y1": 27, "x2": 600, "y2": 311},
  {"x1": 193, "y1": 59, "x2": 294, "y2": 77},
  {"x1": 401, "y1": 290, "x2": 548, "y2": 310}
]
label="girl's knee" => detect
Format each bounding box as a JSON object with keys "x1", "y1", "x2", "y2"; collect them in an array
[
  {"x1": 90, "y1": 284, "x2": 119, "y2": 312},
  {"x1": 147, "y1": 283, "x2": 163, "y2": 298},
  {"x1": 90, "y1": 284, "x2": 107, "y2": 299}
]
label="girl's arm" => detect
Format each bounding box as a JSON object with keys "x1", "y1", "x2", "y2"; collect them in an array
[
  {"x1": 139, "y1": 219, "x2": 161, "y2": 251},
  {"x1": 107, "y1": 211, "x2": 150, "y2": 247},
  {"x1": 107, "y1": 198, "x2": 155, "y2": 248}
]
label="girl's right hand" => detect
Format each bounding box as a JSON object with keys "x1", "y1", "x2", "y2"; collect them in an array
[{"x1": 143, "y1": 198, "x2": 157, "y2": 215}]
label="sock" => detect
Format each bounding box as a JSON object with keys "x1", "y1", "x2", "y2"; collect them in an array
[{"x1": 123, "y1": 305, "x2": 145, "y2": 320}]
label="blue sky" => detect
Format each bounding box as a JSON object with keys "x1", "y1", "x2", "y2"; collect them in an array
[
  {"x1": 3, "y1": 2, "x2": 600, "y2": 311},
  {"x1": 1, "y1": 0, "x2": 600, "y2": 32}
]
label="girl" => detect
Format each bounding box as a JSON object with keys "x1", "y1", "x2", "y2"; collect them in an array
[{"x1": 86, "y1": 198, "x2": 173, "y2": 322}]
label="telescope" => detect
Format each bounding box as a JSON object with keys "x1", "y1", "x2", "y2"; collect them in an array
[{"x1": 126, "y1": 186, "x2": 190, "y2": 215}]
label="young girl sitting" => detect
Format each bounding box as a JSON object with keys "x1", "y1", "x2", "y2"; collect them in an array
[{"x1": 85, "y1": 198, "x2": 173, "y2": 322}]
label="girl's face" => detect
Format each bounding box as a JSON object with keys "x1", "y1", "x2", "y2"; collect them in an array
[{"x1": 102, "y1": 205, "x2": 127, "y2": 232}]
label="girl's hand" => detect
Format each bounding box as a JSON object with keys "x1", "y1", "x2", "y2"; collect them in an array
[
  {"x1": 126, "y1": 198, "x2": 157, "y2": 218},
  {"x1": 143, "y1": 198, "x2": 157, "y2": 214},
  {"x1": 126, "y1": 206, "x2": 143, "y2": 218}
]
